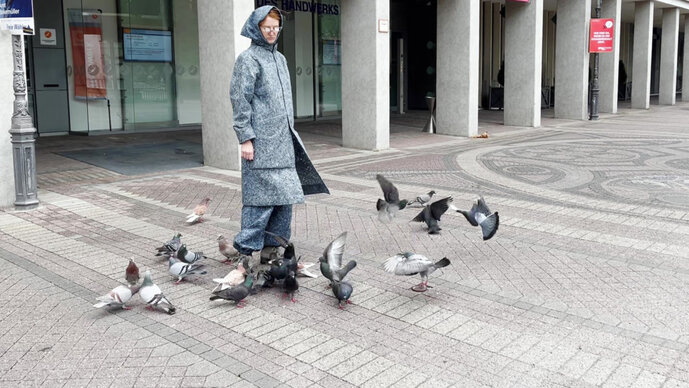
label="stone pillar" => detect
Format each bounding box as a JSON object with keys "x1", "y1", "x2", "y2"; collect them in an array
[
  {"x1": 684, "y1": 16, "x2": 689, "y2": 102},
  {"x1": 599, "y1": 0, "x2": 622, "y2": 113},
  {"x1": 0, "y1": 31, "x2": 15, "y2": 209},
  {"x1": 341, "y1": 0, "x2": 389, "y2": 150},
  {"x1": 659, "y1": 7, "x2": 679, "y2": 105},
  {"x1": 436, "y1": 0, "x2": 479, "y2": 137},
  {"x1": 554, "y1": 0, "x2": 591, "y2": 120},
  {"x1": 632, "y1": 1, "x2": 654, "y2": 109},
  {"x1": 504, "y1": 0, "x2": 543, "y2": 127},
  {"x1": 198, "y1": 0, "x2": 253, "y2": 170}
]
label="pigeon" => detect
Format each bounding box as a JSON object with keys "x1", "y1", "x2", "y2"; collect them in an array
[
  {"x1": 283, "y1": 270, "x2": 299, "y2": 303},
  {"x1": 210, "y1": 273, "x2": 254, "y2": 308},
  {"x1": 125, "y1": 259, "x2": 140, "y2": 286},
  {"x1": 265, "y1": 231, "x2": 295, "y2": 262},
  {"x1": 212, "y1": 257, "x2": 249, "y2": 292},
  {"x1": 186, "y1": 197, "x2": 211, "y2": 224},
  {"x1": 409, "y1": 190, "x2": 436, "y2": 207},
  {"x1": 331, "y1": 280, "x2": 353, "y2": 309},
  {"x1": 376, "y1": 174, "x2": 409, "y2": 223},
  {"x1": 263, "y1": 258, "x2": 289, "y2": 288},
  {"x1": 175, "y1": 244, "x2": 207, "y2": 264},
  {"x1": 453, "y1": 196, "x2": 500, "y2": 241},
  {"x1": 319, "y1": 232, "x2": 357, "y2": 284},
  {"x1": 168, "y1": 257, "x2": 207, "y2": 284},
  {"x1": 383, "y1": 252, "x2": 451, "y2": 292},
  {"x1": 155, "y1": 232, "x2": 182, "y2": 257},
  {"x1": 139, "y1": 271, "x2": 176, "y2": 314},
  {"x1": 217, "y1": 234, "x2": 239, "y2": 264},
  {"x1": 410, "y1": 196, "x2": 453, "y2": 234},
  {"x1": 93, "y1": 285, "x2": 140, "y2": 310}
]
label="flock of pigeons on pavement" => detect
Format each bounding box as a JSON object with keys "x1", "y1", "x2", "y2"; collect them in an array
[{"x1": 93, "y1": 175, "x2": 499, "y2": 314}]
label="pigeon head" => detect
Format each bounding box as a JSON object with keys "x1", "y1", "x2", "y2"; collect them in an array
[
  {"x1": 142, "y1": 271, "x2": 154, "y2": 287},
  {"x1": 318, "y1": 255, "x2": 326, "y2": 263},
  {"x1": 203, "y1": 197, "x2": 211, "y2": 204},
  {"x1": 429, "y1": 190, "x2": 436, "y2": 195},
  {"x1": 217, "y1": 234, "x2": 225, "y2": 241},
  {"x1": 398, "y1": 199, "x2": 409, "y2": 210}
]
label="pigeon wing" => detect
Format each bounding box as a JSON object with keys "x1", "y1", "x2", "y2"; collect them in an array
[
  {"x1": 411, "y1": 208, "x2": 426, "y2": 222},
  {"x1": 475, "y1": 196, "x2": 492, "y2": 216},
  {"x1": 383, "y1": 253, "x2": 432, "y2": 275},
  {"x1": 430, "y1": 197, "x2": 452, "y2": 220},
  {"x1": 324, "y1": 232, "x2": 347, "y2": 270},
  {"x1": 265, "y1": 231, "x2": 290, "y2": 248},
  {"x1": 480, "y1": 212, "x2": 499, "y2": 241},
  {"x1": 376, "y1": 174, "x2": 400, "y2": 203}
]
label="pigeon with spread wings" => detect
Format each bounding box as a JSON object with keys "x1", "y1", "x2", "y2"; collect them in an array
[
  {"x1": 383, "y1": 252, "x2": 450, "y2": 292},
  {"x1": 410, "y1": 196, "x2": 453, "y2": 234},
  {"x1": 376, "y1": 174, "x2": 409, "y2": 223},
  {"x1": 453, "y1": 196, "x2": 499, "y2": 241}
]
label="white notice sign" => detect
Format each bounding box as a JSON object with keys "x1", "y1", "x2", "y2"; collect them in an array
[{"x1": 40, "y1": 28, "x2": 56, "y2": 45}]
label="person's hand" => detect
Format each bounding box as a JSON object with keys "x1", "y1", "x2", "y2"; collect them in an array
[{"x1": 241, "y1": 140, "x2": 254, "y2": 161}]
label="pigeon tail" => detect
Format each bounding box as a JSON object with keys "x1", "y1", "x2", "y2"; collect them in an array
[
  {"x1": 186, "y1": 214, "x2": 200, "y2": 224},
  {"x1": 434, "y1": 257, "x2": 451, "y2": 268},
  {"x1": 93, "y1": 301, "x2": 109, "y2": 308}
]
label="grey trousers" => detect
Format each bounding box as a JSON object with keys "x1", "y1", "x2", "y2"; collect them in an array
[{"x1": 233, "y1": 204, "x2": 292, "y2": 255}]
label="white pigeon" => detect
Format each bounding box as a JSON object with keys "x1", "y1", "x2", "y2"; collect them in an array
[
  {"x1": 93, "y1": 285, "x2": 140, "y2": 310},
  {"x1": 383, "y1": 252, "x2": 451, "y2": 292},
  {"x1": 168, "y1": 257, "x2": 207, "y2": 284},
  {"x1": 139, "y1": 271, "x2": 176, "y2": 314},
  {"x1": 212, "y1": 262, "x2": 247, "y2": 292}
]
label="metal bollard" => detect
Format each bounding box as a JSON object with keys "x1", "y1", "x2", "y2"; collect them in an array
[
  {"x1": 422, "y1": 96, "x2": 437, "y2": 134},
  {"x1": 9, "y1": 35, "x2": 38, "y2": 209}
]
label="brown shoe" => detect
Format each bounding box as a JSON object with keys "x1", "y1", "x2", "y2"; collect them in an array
[{"x1": 260, "y1": 246, "x2": 279, "y2": 264}]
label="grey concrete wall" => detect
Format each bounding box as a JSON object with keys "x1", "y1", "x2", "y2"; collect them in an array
[
  {"x1": 659, "y1": 7, "x2": 679, "y2": 105},
  {"x1": 504, "y1": 0, "x2": 543, "y2": 127},
  {"x1": 684, "y1": 16, "x2": 689, "y2": 102},
  {"x1": 600, "y1": 0, "x2": 622, "y2": 113},
  {"x1": 0, "y1": 31, "x2": 16, "y2": 208},
  {"x1": 341, "y1": 0, "x2": 389, "y2": 150},
  {"x1": 632, "y1": 1, "x2": 654, "y2": 109},
  {"x1": 198, "y1": 0, "x2": 253, "y2": 170},
  {"x1": 436, "y1": 0, "x2": 479, "y2": 137},
  {"x1": 554, "y1": 0, "x2": 591, "y2": 120}
]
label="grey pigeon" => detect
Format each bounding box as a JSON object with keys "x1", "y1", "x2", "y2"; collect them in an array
[
  {"x1": 139, "y1": 271, "x2": 176, "y2": 314},
  {"x1": 376, "y1": 174, "x2": 409, "y2": 223},
  {"x1": 94, "y1": 285, "x2": 140, "y2": 310},
  {"x1": 453, "y1": 196, "x2": 499, "y2": 241},
  {"x1": 331, "y1": 280, "x2": 353, "y2": 309},
  {"x1": 409, "y1": 190, "x2": 436, "y2": 207},
  {"x1": 155, "y1": 232, "x2": 182, "y2": 258},
  {"x1": 383, "y1": 252, "x2": 451, "y2": 292},
  {"x1": 319, "y1": 232, "x2": 357, "y2": 284},
  {"x1": 210, "y1": 273, "x2": 254, "y2": 308},
  {"x1": 168, "y1": 257, "x2": 207, "y2": 284},
  {"x1": 175, "y1": 244, "x2": 207, "y2": 264},
  {"x1": 125, "y1": 259, "x2": 140, "y2": 286},
  {"x1": 411, "y1": 196, "x2": 452, "y2": 234}
]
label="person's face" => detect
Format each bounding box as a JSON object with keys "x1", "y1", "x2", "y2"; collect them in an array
[{"x1": 260, "y1": 16, "x2": 280, "y2": 44}]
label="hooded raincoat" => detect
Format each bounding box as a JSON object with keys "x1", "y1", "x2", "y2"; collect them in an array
[{"x1": 230, "y1": 6, "x2": 329, "y2": 207}]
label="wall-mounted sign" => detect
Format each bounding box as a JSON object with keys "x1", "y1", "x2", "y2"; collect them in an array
[
  {"x1": 506, "y1": 0, "x2": 529, "y2": 2},
  {"x1": 0, "y1": 0, "x2": 34, "y2": 35},
  {"x1": 378, "y1": 19, "x2": 389, "y2": 33},
  {"x1": 40, "y1": 28, "x2": 56, "y2": 45},
  {"x1": 589, "y1": 18, "x2": 614, "y2": 53},
  {"x1": 256, "y1": 0, "x2": 339, "y2": 15}
]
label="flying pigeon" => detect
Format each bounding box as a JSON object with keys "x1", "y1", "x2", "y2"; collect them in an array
[
  {"x1": 212, "y1": 257, "x2": 249, "y2": 292},
  {"x1": 383, "y1": 252, "x2": 451, "y2": 292},
  {"x1": 155, "y1": 232, "x2": 182, "y2": 258},
  {"x1": 210, "y1": 273, "x2": 254, "y2": 308},
  {"x1": 168, "y1": 257, "x2": 207, "y2": 284},
  {"x1": 319, "y1": 232, "x2": 357, "y2": 284},
  {"x1": 217, "y1": 234, "x2": 239, "y2": 264},
  {"x1": 125, "y1": 259, "x2": 140, "y2": 286},
  {"x1": 283, "y1": 270, "x2": 299, "y2": 303},
  {"x1": 376, "y1": 174, "x2": 409, "y2": 223},
  {"x1": 331, "y1": 280, "x2": 353, "y2": 309},
  {"x1": 409, "y1": 190, "x2": 436, "y2": 207},
  {"x1": 93, "y1": 285, "x2": 140, "y2": 310},
  {"x1": 139, "y1": 271, "x2": 176, "y2": 314},
  {"x1": 175, "y1": 244, "x2": 207, "y2": 264},
  {"x1": 453, "y1": 196, "x2": 500, "y2": 241},
  {"x1": 410, "y1": 196, "x2": 453, "y2": 234},
  {"x1": 186, "y1": 197, "x2": 211, "y2": 224}
]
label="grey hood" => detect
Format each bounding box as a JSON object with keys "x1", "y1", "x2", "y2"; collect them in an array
[{"x1": 241, "y1": 5, "x2": 282, "y2": 47}]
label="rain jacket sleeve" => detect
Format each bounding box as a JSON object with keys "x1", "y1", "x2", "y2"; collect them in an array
[{"x1": 230, "y1": 53, "x2": 259, "y2": 144}]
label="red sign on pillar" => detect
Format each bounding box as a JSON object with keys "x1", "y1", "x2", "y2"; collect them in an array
[{"x1": 589, "y1": 19, "x2": 615, "y2": 53}]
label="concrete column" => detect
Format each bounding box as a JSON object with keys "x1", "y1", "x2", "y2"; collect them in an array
[
  {"x1": 659, "y1": 7, "x2": 680, "y2": 105},
  {"x1": 436, "y1": 0, "x2": 479, "y2": 137},
  {"x1": 0, "y1": 31, "x2": 16, "y2": 208},
  {"x1": 684, "y1": 16, "x2": 689, "y2": 102},
  {"x1": 632, "y1": 1, "x2": 654, "y2": 109},
  {"x1": 600, "y1": 0, "x2": 622, "y2": 113},
  {"x1": 341, "y1": 0, "x2": 389, "y2": 150},
  {"x1": 554, "y1": 0, "x2": 591, "y2": 120},
  {"x1": 504, "y1": 0, "x2": 543, "y2": 127},
  {"x1": 198, "y1": 0, "x2": 253, "y2": 170}
]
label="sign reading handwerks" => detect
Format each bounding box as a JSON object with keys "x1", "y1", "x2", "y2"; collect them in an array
[
  {"x1": 0, "y1": 0, "x2": 34, "y2": 35},
  {"x1": 589, "y1": 18, "x2": 614, "y2": 53}
]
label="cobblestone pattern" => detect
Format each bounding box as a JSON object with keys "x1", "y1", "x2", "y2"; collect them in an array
[{"x1": 1, "y1": 104, "x2": 689, "y2": 386}]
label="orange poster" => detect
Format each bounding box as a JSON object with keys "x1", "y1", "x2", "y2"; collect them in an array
[{"x1": 68, "y1": 9, "x2": 106, "y2": 99}]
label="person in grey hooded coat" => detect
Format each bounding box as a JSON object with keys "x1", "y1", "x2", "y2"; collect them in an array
[{"x1": 229, "y1": 6, "x2": 329, "y2": 263}]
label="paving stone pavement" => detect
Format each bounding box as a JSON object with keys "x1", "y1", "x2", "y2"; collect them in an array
[{"x1": 2, "y1": 104, "x2": 689, "y2": 387}]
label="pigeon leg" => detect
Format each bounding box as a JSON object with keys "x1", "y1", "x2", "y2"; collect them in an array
[
  {"x1": 175, "y1": 279, "x2": 183, "y2": 285},
  {"x1": 291, "y1": 297, "x2": 297, "y2": 303},
  {"x1": 122, "y1": 305, "x2": 133, "y2": 310},
  {"x1": 411, "y1": 282, "x2": 428, "y2": 292},
  {"x1": 236, "y1": 300, "x2": 246, "y2": 308},
  {"x1": 346, "y1": 300, "x2": 353, "y2": 304}
]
